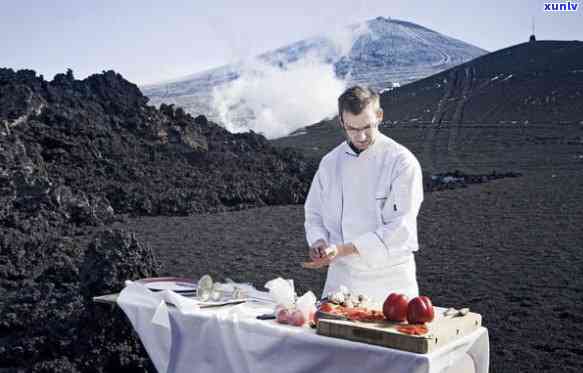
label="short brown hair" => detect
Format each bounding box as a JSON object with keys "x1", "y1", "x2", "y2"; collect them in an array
[{"x1": 338, "y1": 85, "x2": 381, "y2": 123}]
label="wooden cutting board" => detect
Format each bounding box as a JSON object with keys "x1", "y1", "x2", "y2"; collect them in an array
[{"x1": 317, "y1": 311, "x2": 482, "y2": 354}]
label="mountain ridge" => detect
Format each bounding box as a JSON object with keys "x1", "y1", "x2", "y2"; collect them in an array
[
  {"x1": 141, "y1": 17, "x2": 487, "y2": 135},
  {"x1": 380, "y1": 40, "x2": 583, "y2": 125}
]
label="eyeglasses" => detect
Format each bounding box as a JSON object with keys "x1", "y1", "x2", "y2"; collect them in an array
[{"x1": 340, "y1": 120, "x2": 379, "y2": 134}]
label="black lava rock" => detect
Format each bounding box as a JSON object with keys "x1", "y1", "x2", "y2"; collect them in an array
[
  {"x1": 80, "y1": 229, "x2": 160, "y2": 303},
  {"x1": 0, "y1": 67, "x2": 316, "y2": 372},
  {"x1": 0, "y1": 67, "x2": 314, "y2": 217}
]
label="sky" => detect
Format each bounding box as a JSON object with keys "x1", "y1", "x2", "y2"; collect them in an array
[{"x1": 1, "y1": 0, "x2": 581, "y2": 86}]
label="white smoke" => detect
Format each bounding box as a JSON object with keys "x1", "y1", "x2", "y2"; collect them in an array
[
  {"x1": 211, "y1": 20, "x2": 373, "y2": 139},
  {"x1": 212, "y1": 56, "x2": 345, "y2": 139},
  {"x1": 325, "y1": 20, "x2": 372, "y2": 59}
]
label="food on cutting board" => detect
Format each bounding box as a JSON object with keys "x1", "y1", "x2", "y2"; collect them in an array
[
  {"x1": 407, "y1": 296, "x2": 435, "y2": 324},
  {"x1": 381, "y1": 293, "x2": 435, "y2": 325},
  {"x1": 322, "y1": 303, "x2": 385, "y2": 322},
  {"x1": 315, "y1": 287, "x2": 438, "y2": 335},
  {"x1": 395, "y1": 324, "x2": 429, "y2": 336},
  {"x1": 325, "y1": 286, "x2": 374, "y2": 309},
  {"x1": 443, "y1": 307, "x2": 470, "y2": 317},
  {"x1": 315, "y1": 287, "x2": 385, "y2": 323},
  {"x1": 383, "y1": 293, "x2": 409, "y2": 322}
]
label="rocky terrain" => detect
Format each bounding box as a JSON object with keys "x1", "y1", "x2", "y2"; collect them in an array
[
  {"x1": 0, "y1": 123, "x2": 160, "y2": 372},
  {"x1": 0, "y1": 68, "x2": 314, "y2": 216},
  {"x1": 0, "y1": 68, "x2": 314, "y2": 372}
]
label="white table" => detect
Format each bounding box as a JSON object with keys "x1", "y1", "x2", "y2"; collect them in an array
[{"x1": 115, "y1": 286, "x2": 489, "y2": 373}]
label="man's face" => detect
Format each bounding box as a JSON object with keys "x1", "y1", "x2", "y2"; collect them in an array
[{"x1": 340, "y1": 104, "x2": 383, "y2": 151}]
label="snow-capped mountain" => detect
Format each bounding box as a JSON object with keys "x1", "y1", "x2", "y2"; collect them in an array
[{"x1": 141, "y1": 17, "x2": 487, "y2": 138}]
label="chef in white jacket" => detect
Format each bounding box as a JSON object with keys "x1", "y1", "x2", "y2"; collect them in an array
[{"x1": 304, "y1": 85, "x2": 424, "y2": 302}]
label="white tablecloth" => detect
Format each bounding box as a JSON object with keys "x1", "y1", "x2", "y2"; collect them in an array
[{"x1": 117, "y1": 284, "x2": 489, "y2": 373}]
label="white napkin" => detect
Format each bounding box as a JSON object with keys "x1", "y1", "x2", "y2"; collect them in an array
[
  {"x1": 120, "y1": 280, "x2": 162, "y2": 303},
  {"x1": 118, "y1": 281, "x2": 170, "y2": 328},
  {"x1": 161, "y1": 290, "x2": 202, "y2": 314},
  {"x1": 264, "y1": 277, "x2": 295, "y2": 308},
  {"x1": 296, "y1": 291, "x2": 317, "y2": 319},
  {"x1": 119, "y1": 280, "x2": 275, "y2": 329}
]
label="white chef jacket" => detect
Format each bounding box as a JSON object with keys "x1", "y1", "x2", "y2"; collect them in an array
[{"x1": 304, "y1": 133, "x2": 424, "y2": 302}]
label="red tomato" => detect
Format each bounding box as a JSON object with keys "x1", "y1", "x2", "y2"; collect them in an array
[
  {"x1": 289, "y1": 309, "x2": 306, "y2": 326},
  {"x1": 276, "y1": 307, "x2": 290, "y2": 324},
  {"x1": 383, "y1": 293, "x2": 409, "y2": 322},
  {"x1": 407, "y1": 296, "x2": 435, "y2": 324}
]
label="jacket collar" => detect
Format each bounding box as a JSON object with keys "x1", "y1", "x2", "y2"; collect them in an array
[{"x1": 343, "y1": 134, "x2": 386, "y2": 158}]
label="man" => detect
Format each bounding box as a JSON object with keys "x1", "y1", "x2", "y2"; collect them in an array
[{"x1": 304, "y1": 85, "x2": 424, "y2": 302}]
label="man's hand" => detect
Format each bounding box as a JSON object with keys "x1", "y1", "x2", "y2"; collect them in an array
[
  {"x1": 309, "y1": 239, "x2": 329, "y2": 261},
  {"x1": 303, "y1": 243, "x2": 358, "y2": 269},
  {"x1": 302, "y1": 256, "x2": 332, "y2": 269}
]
